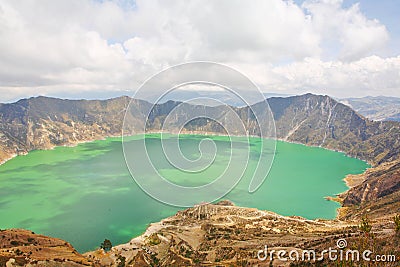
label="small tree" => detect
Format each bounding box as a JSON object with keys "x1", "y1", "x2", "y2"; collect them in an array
[
  {"x1": 100, "y1": 239, "x2": 112, "y2": 252},
  {"x1": 359, "y1": 215, "x2": 372, "y2": 234},
  {"x1": 394, "y1": 215, "x2": 400, "y2": 234}
]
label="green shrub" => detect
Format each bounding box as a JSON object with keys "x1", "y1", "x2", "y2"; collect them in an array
[
  {"x1": 394, "y1": 215, "x2": 400, "y2": 233},
  {"x1": 148, "y1": 233, "x2": 161, "y2": 246},
  {"x1": 100, "y1": 239, "x2": 112, "y2": 252},
  {"x1": 359, "y1": 216, "x2": 372, "y2": 234}
]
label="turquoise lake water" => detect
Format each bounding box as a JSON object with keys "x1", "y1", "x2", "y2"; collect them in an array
[{"x1": 0, "y1": 134, "x2": 369, "y2": 252}]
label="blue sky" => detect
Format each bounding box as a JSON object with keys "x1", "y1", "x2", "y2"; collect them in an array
[
  {"x1": 0, "y1": 0, "x2": 399, "y2": 101},
  {"x1": 350, "y1": 0, "x2": 400, "y2": 56}
]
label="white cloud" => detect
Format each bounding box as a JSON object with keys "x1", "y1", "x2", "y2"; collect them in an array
[
  {"x1": 0, "y1": 0, "x2": 398, "y2": 102},
  {"x1": 184, "y1": 0, "x2": 320, "y2": 62},
  {"x1": 303, "y1": 0, "x2": 389, "y2": 61},
  {"x1": 256, "y1": 55, "x2": 400, "y2": 97}
]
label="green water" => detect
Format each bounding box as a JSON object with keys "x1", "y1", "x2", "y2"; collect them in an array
[{"x1": 0, "y1": 134, "x2": 369, "y2": 252}]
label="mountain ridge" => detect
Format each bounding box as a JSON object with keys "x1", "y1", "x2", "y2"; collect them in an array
[{"x1": 1, "y1": 93, "x2": 399, "y2": 165}]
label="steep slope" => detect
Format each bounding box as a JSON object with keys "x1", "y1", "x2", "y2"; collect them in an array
[
  {"x1": 0, "y1": 96, "x2": 149, "y2": 164},
  {"x1": 268, "y1": 94, "x2": 400, "y2": 165},
  {"x1": 338, "y1": 159, "x2": 400, "y2": 220}
]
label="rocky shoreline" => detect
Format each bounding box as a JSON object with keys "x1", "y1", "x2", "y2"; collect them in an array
[{"x1": 1, "y1": 201, "x2": 399, "y2": 266}]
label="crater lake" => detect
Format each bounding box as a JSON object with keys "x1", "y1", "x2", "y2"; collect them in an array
[{"x1": 0, "y1": 134, "x2": 369, "y2": 252}]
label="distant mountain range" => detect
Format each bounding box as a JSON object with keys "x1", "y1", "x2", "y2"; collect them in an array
[{"x1": 340, "y1": 96, "x2": 400, "y2": 122}]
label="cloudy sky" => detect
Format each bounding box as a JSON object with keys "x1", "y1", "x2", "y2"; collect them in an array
[{"x1": 0, "y1": 0, "x2": 399, "y2": 102}]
